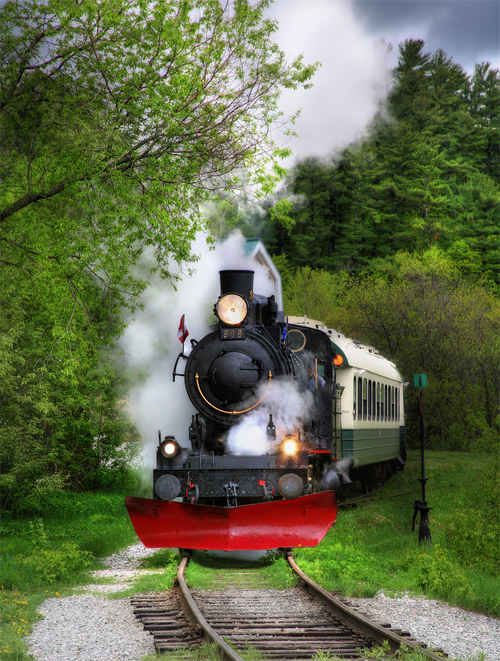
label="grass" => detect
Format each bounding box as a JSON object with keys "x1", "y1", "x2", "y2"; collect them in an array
[
  {"x1": 107, "y1": 548, "x2": 180, "y2": 599},
  {"x1": 0, "y1": 451, "x2": 498, "y2": 660},
  {"x1": 295, "y1": 450, "x2": 500, "y2": 617},
  {"x1": 184, "y1": 551, "x2": 297, "y2": 590},
  {"x1": 0, "y1": 489, "x2": 141, "y2": 660}
]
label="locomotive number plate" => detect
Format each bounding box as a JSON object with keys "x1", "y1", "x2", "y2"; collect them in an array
[{"x1": 220, "y1": 328, "x2": 245, "y2": 340}]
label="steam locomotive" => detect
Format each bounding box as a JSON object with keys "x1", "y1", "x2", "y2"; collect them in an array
[{"x1": 126, "y1": 269, "x2": 405, "y2": 551}]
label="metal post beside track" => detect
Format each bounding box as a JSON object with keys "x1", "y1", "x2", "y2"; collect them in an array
[{"x1": 412, "y1": 373, "x2": 432, "y2": 545}]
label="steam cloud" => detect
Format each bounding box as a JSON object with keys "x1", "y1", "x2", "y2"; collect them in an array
[
  {"x1": 226, "y1": 378, "x2": 314, "y2": 456},
  {"x1": 121, "y1": 232, "x2": 279, "y2": 466},
  {"x1": 266, "y1": 0, "x2": 392, "y2": 165}
]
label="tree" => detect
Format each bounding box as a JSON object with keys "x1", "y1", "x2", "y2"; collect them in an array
[
  {"x1": 1, "y1": 0, "x2": 317, "y2": 295},
  {"x1": 334, "y1": 249, "x2": 500, "y2": 451},
  {"x1": 281, "y1": 266, "x2": 348, "y2": 329},
  {"x1": 469, "y1": 63, "x2": 500, "y2": 179},
  {"x1": 0, "y1": 0, "x2": 318, "y2": 508},
  {"x1": 0, "y1": 261, "x2": 140, "y2": 511},
  {"x1": 453, "y1": 173, "x2": 500, "y2": 286}
]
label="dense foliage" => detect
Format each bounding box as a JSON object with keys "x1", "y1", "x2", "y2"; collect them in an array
[
  {"x1": 0, "y1": 0, "x2": 316, "y2": 510},
  {"x1": 264, "y1": 41, "x2": 500, "y2": 285},
  {"x1": 260, "y1": 41, "x2": 500, "y2": 452},
  {"x1": 281, "y1": 250, "x2": 500, "y2": 451}
]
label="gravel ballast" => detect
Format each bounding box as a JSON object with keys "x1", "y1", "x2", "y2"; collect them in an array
[
  {"x1": 348, "y1": 592, "x2": 500, "y2": 661},
  {"x1": 27, "y1": 544, "x2": 499, "y2": 661},
  {"x1": 27, "y1": 594, "x2": 156, "y2": 661}
]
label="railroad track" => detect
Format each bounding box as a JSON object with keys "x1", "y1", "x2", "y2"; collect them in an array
[{"x1": 132, "y1": 552, "x2": 446, "y2": 660}]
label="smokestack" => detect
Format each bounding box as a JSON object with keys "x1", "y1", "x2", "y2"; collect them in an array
[{"x1": 219, "y1": 270, "x2": 254, "y2": 303}]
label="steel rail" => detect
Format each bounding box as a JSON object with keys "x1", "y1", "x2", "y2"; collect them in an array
[
  {"x1": 287, "y1": 551, "x2": 445, "y2": 661},
  {"x1": 176, "y1": 555, "x2": 246, "y2": 661}
]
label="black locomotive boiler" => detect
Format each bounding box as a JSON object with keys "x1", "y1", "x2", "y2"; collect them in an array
[{"x1": 126, "y1": 269, "x2": 341, "y2": 551}]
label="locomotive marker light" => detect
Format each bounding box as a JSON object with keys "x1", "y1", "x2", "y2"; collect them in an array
[
  {"x1": 160, "y1": 437, "x2": 181, "y2": 459},
  {"x1": 412, "y1": 373, "x2": 432, "y2": 545},
  {"x1": 281, "y1": 434, "x2": 300, "y2": 456}
]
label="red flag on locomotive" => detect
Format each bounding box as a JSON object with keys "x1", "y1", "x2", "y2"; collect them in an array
[{"x1": 177, "y1": 314, "x2": 189, "y2": 344}]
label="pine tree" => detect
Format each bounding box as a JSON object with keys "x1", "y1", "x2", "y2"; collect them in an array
[{"x1": 469, "y1": 63, "x2": 500, "y2": 179}]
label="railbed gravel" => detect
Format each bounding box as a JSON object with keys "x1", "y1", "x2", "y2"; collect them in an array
[{"x1": 27, "y1": 544, "x2": 499, "y2": 661}]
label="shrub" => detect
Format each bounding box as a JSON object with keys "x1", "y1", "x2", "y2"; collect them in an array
[
  {"x1": 12, "y1": 519, "x2": 93, "y2": 588},
  {"x1": 399, "y1": 544, "x2": 470, "y2": 599},
  {"x1": 443, "y1": 505, "x2": 499, "y2": 574}
]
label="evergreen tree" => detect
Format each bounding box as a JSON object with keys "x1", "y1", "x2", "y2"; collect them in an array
[
  {"x1": 453, "y1": 173, "x2": 500, "y2": 285},
  {"x1": 469, "y1": 63, "x2": 500, "y2": 179}
]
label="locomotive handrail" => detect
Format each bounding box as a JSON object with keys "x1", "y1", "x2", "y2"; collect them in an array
[
  {"x1": 172, "y1": 351, "x2": 187, "y2": 382},
  {"x1": 195, "y1": 370, "x2": 273, "y2": 415}
]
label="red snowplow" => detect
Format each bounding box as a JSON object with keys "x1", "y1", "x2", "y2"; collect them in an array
[{"x1": 125, "y1": 491, "x2": 337, "y2": 551}]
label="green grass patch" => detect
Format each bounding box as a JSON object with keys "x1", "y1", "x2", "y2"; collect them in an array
[
  {"x1": 185, "y1": 551, "x2": 297, "y2": 590},
  {"x1": 0, "y1": 489, "x2": 140, "y2": 660},
  {"x1": 295, "y1": 450, "x2": 500, "y2": 616}
]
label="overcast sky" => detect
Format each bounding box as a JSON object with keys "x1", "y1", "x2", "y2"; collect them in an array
[{"x1": 266, "y1": 0, "x2": 500, "y2": 165}]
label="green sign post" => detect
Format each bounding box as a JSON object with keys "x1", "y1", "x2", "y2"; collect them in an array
[
  {"x1": 412, "y1": 374, "x2": 432, "y2": 545},
  {"x1": 414, "y1": 373, "x2": 427, "y2": 388}
]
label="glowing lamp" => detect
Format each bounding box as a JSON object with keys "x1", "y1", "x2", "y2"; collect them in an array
[
  {"x1": 216, "y1": 294, "x2": 247, "y2": 325},
  {"x1": 333, "y1": 354, "x2": 344, "y2": 366},
  {"x1": 281, "y1": 435, "x2": 299, "y2": 457},
  {"x1": 160, "y1": 438, "x2": 180, "y2": 459}
]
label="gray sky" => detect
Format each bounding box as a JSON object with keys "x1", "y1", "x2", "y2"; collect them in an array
[
  {"x1": 266, "y1": 0, "x2": 500, "y2": 165},
  {"x1": 353, "y1": 0, "x2": 499, "y2": 73}
]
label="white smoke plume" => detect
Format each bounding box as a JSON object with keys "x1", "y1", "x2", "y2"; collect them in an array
[
  {"x1": 121, "y1": 232, "x2": 278, "y2": 466},
  {"x1": 226, "y1": 378, "x2": 314, "y2": 456},
  {"x1": 266, "y1": 0, "x2": 393, "y2": 165}
]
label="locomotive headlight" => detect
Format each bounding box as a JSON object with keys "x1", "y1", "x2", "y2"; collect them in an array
[
  {"x1": 281, "y1": 435, "x2": 299, "y2": 457},
  {"x1": 160, "y1": 437, "x2": 180, "y2": 459},
  {"x1": 216, "y1": 294, "x2": 247, "y2": 325}
]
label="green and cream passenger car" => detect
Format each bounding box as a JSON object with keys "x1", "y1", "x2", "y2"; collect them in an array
[{"x1": 288, "y1": 317, "x2": 406, "y2": 491}]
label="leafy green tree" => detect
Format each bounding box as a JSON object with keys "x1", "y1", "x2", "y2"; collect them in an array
[
  {"x1": 0, "y1": 264, "x2": 140, "y2": 511},
  {"x1": 282, "y1": 266, "x2": 348, "y2": 329},
  {"x1": 334, "y1": 249, "x2": 500, "y2": 451},
  {"x1": 1, "y1": 0, "x2": 317, "y2": 297},
  {"x1": 1, "y1": 0, "x2": 318, "y2": 508}
]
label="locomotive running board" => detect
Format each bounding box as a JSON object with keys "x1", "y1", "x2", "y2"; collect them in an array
[{"x1": 125, "y1": 492, "x2": 337, "y2": 551}]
